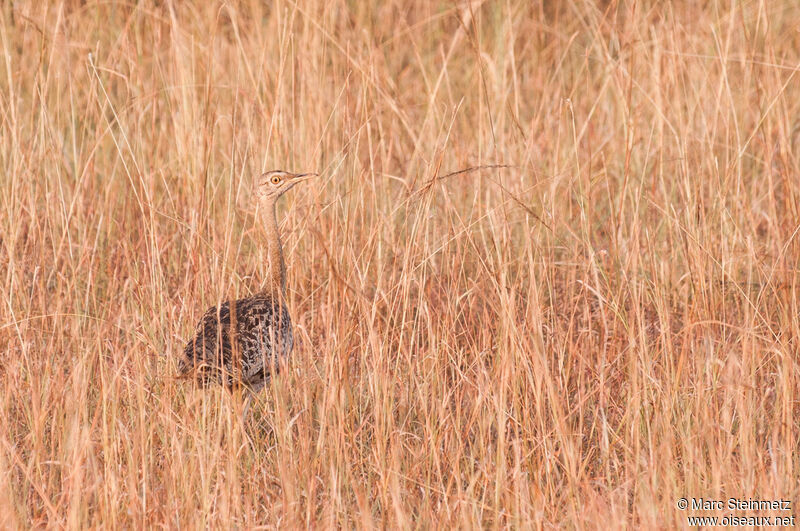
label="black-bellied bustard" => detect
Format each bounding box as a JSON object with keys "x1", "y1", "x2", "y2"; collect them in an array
[{"x1": 178, "y1": 170, "x2": 315, "y2": 421}]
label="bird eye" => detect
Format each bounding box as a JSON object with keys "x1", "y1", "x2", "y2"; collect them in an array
[{"x1": 270, "y1": 175, "x2": 281, "y2": 184}]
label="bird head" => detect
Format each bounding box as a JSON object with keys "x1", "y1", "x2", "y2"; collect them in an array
[{"x1": 255, "y1": 170, "x2": 317, "y2": 202}]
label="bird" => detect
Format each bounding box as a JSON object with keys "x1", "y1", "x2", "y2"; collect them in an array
[{"x1": 178, "y1": 170, "x2": 316, "y2": 422}]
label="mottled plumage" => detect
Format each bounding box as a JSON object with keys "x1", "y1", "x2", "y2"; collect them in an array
[
  {"x1": 178, "y1": 294, "x2": 293, "y2": 392},
  {"x1": 177, "y1": 170, "x2": 315, "y2": 414}
]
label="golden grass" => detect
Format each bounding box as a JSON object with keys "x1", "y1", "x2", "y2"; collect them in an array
[{"x1": 1, "y1": 0, "x2": 798, "y2": 527}]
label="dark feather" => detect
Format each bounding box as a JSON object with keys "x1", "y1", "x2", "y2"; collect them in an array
[{"x1": 178, "y1": 294, "x2": 293, "y2": 391}]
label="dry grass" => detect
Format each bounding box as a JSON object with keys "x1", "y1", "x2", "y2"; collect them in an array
[{"x1": 1, "y1": 0, "x2": 799, "y2": 527}]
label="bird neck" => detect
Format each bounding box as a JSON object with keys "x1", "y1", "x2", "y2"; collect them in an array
[{"x1": 259, "y1": 198, "x2": 286, "y2": 299}]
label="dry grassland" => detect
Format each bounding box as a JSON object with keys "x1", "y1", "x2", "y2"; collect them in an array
[{"x1": 1, "y1": 0, "x2": 799, "y2": 527}]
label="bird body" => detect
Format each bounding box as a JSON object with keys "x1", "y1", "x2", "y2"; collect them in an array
[
  {"x1": 177, "y1": 170, "x2": 315, "y2": 412},
  {"x1": 178, "y1": 294, "x2": 292, "y2": 392}
]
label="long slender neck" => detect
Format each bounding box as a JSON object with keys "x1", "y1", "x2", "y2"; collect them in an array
[{"x1": 259, "y1": 198, "x2": 286, "y2": 298}]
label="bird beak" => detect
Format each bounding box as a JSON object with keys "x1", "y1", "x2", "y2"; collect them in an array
[{"x1": 280, "y1": 172, "x2": 317, "y2": 194}]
